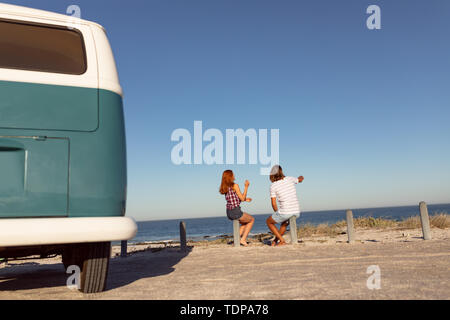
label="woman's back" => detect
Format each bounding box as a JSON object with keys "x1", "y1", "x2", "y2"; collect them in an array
[{"x1": 225, "y1": 186, "x2": 241, "y2": 209}]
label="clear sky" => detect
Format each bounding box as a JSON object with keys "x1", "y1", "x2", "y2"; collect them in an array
[{"x1": 4, "y1": 0, "x2": 450, "y2": 221}]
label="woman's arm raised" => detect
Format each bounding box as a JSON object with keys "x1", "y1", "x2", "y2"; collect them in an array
[{"x1": 233, "y1": 180, "x2": 250, "y2": 202}]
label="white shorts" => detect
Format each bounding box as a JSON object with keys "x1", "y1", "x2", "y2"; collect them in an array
[{"x1": 271, "y1": 212, "x2": 299, "y2": 224}]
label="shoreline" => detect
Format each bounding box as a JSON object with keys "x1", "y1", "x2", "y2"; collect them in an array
[
  {"x1": 122, "y1": 213, "x2": 450, "y2": 247},
  {"x1": 111, "y1": 225, "x2": 450, "y2": 256}
]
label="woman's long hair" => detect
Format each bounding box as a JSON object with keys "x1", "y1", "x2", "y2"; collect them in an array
[{"x1": 219, "y1": 170, "x2": 234, "y2": 194}]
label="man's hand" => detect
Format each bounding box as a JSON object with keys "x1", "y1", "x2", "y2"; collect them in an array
[
  {"x1": 298, "y1": 176, "x2": 304, "y2": 183},
  {"x1": 244, "y1": 180, "x2": 250, "y2": 187}
]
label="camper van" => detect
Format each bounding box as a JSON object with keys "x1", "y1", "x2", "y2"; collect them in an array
[{"x1": 0, "y1": 4, "x2": 137, "y2": 293}]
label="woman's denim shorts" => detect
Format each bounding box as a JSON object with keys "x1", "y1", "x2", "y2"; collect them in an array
[{"x1": 226, "y1": 206, "x2": 243, "y2": 221}]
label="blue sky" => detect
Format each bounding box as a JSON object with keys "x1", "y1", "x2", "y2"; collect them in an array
[{"x1": 4, "y1": 0, "x2": 450, "y2": 220}]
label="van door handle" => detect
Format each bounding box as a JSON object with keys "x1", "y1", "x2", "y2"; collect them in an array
[{"x1": 33, "y1": 136, "x2": 47, "y2": 141}]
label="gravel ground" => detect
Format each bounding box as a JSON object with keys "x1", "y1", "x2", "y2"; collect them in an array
[{"x1": 0, "y1": 228, "x2": 449, "y2": 300}]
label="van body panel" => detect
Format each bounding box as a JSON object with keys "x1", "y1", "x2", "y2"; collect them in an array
[
  {"x1": 0, "y1": 89, "x2": 126, "y2": 219},
  {"x1": 0, "y1": 6, "x2": 127, "y2": 221},
  {"x1": 0, "y1": 136, "x2": 69, "y2": 217},
  {"x1": 0, "y1": 80, "x2": 98, "y2": 131},
  {"x1": 90, "y1": 25, "x2": 123, "y2": 96},
  {"x1": 68, "y1": 89, "x2": 127, "y2": 217}
]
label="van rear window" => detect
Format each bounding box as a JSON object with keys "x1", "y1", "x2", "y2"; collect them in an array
[{"x1": 0, "y1": 19, "x2": 87, "y2": 75}]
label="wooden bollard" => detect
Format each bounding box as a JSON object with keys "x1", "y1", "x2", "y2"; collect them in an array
[
  {"x1": 233, "y1": 219, "x2": 240, "y2": 247},
  {"x1": 120, "y1": 240, "x2": 127, "y2": 257},
  {"x1": 346, "y1": 210, "x2": 355, "y2": 243},
  {"x1": 180, "y1": 221, "x2": 187, "y2": 251},
  {"x1": 289, "y1": 216, "x2": 298, "y2": 245},
  {"x1": 419, "y1": 201, "x2": 431, "y2": 240}
]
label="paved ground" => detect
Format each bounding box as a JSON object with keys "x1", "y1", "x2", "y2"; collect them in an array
[{"x1": 0, "y1": 238, "x2": 449, "y2": 299}]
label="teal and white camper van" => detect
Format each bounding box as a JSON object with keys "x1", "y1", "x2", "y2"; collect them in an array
[{"x1": 0, "y1": 4, "x2": 137, "y2": 293}]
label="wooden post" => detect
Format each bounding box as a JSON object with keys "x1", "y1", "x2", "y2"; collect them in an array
[
  {"x1": 346, "y1": 210, "x2": 355, "y2": 243},
  {"x1": 419, "y1": 201, "x2": 431, "y2": 240},
  {"x1": 180, "y1": 221, "x2": 187, "y2": 251},
  {"x1": 120, "y1": 240, "x2": 127, "y2": 257},
  {"x1": 289, "y1": 216, "x2": 298, "y2": 245},
  {"x1": 233, "y1": 219, "x2": 240, "y2": 247}
]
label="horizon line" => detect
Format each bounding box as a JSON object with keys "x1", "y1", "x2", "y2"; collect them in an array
[{"x1": 131, "y1": 201, "x2": 450, "y2": 223}]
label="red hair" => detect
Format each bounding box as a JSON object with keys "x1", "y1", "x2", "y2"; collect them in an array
[{"x1": 219, "y1": 170, "x2": 234, "y2": 194}]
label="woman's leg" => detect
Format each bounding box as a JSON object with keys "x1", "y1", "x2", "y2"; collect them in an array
[
  {"x1": 239, "y1": 224, "x2": 245, "y2": 237},
  {"x1": 239, "y1": 215, "x2": 248, "y2": 236},
  {"x1": 238, "y1": 213, "x2": 255, "y2": 246},
  {"x1": 266, "y1": 216, "x2": 286, "y2": 246}
]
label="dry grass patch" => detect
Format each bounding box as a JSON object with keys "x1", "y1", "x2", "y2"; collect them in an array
[
  {"x1": 298, "y1": 223, "x2": 342, "y2": 238},
  {"x1": 429, "y1": 213, "x2": 450, "y2": 229},
  {"x1": 297, "y1": 212, "x2": 449, "y2": 237},
  {"x1": 397, "y1": 213, "x2": 449, "y2": 230}
]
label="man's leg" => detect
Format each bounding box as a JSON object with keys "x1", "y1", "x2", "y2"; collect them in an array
[
  {"x1": 272, "y1": 220, "x2": 289, "y2": 245},
  {"x1": 266, "y1": 216, "x2": 286, "y2": 245},
  {"x1": 279, "y1": 220, "x2": 289, "y2": 237}
]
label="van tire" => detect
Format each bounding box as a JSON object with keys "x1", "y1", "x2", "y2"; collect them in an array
[
  {"x1": 79, "y1": 242, "x2": 111, "y2": 293},
  {"x1": 62, "y1": 242, "x2": 111, "y2": 293},
  {"x1": 62, "y1": 244, "x2": 81, "y2": 270}
]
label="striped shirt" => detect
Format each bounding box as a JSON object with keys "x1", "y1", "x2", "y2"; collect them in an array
[
  {"x1": 270, "y1": 176, "x2": 300, "y2": 215},
  {"x1": 225, "y1": 186, "x2": 241, "y2": 210}
]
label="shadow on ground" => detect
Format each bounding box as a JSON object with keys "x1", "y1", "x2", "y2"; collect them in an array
[
  {"x1": 106, "y1": 246, "x2": 192, "y2": 291},
  {"x1": 0, "y1": 246, "x2": 193, "y2": 293},
  {"x1": 0, "y1": 263, "x2": 65, "y2": 291}
]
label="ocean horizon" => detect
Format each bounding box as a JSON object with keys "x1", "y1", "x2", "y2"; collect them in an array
[{"x1": 124, "y1": 203, "x2": 450, "y2": 243}]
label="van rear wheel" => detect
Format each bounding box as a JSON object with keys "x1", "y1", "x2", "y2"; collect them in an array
[
  {"x1": 62, "y1": 242, "x2": 111, "y2": 293},
  {"x1": 80, "y1": 242, "x2": 111, "y2": 293}
]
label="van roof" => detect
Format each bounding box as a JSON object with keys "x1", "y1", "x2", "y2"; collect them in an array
[
  {"x1": 0, "y1": 3, "x2": 123, "y2": 96},
  {"x1": 0, "y1": 3, "x2": 105, "y2": 30}
]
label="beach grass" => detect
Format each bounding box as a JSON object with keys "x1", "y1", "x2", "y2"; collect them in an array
[
  {"x1": 191, "y1": 213, "x2": 450, "y2": 245},
  {"x1": 297, "y1": 212, "x2": 449, "y2": 238}
]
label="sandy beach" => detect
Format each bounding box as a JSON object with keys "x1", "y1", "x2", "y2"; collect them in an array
[{"x1": 1, "y1": 227, "x2": 449, "y2": 300}]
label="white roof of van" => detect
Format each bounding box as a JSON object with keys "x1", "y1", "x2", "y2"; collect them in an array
[
  {"x1": 0, "y1": 3, "x2": 122, "y2": 96},
  {"x1": 0, "y1": 3, "x2": 104, "y2": 29}
]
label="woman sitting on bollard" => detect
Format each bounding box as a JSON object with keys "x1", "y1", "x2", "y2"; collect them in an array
[{"x1": 219, "y1": 170, "x2": 255, "y2": 246}]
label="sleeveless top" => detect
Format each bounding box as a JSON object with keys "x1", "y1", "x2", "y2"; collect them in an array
[{"x1": 225, "y1": 186, "x2": 241, "y2": 210}]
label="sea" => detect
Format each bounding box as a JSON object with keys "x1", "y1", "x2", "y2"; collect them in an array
[{"x1": 126, "y1": 203, "x2": 450, "y2": 244}]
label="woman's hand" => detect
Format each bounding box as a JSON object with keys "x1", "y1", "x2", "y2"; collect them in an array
[
  {"x1": 244, "y1": 180, "x2": 250, "y2": 187},
  {"x1": 245, "y1": 198, "x2": 252, "y2": 202}
]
